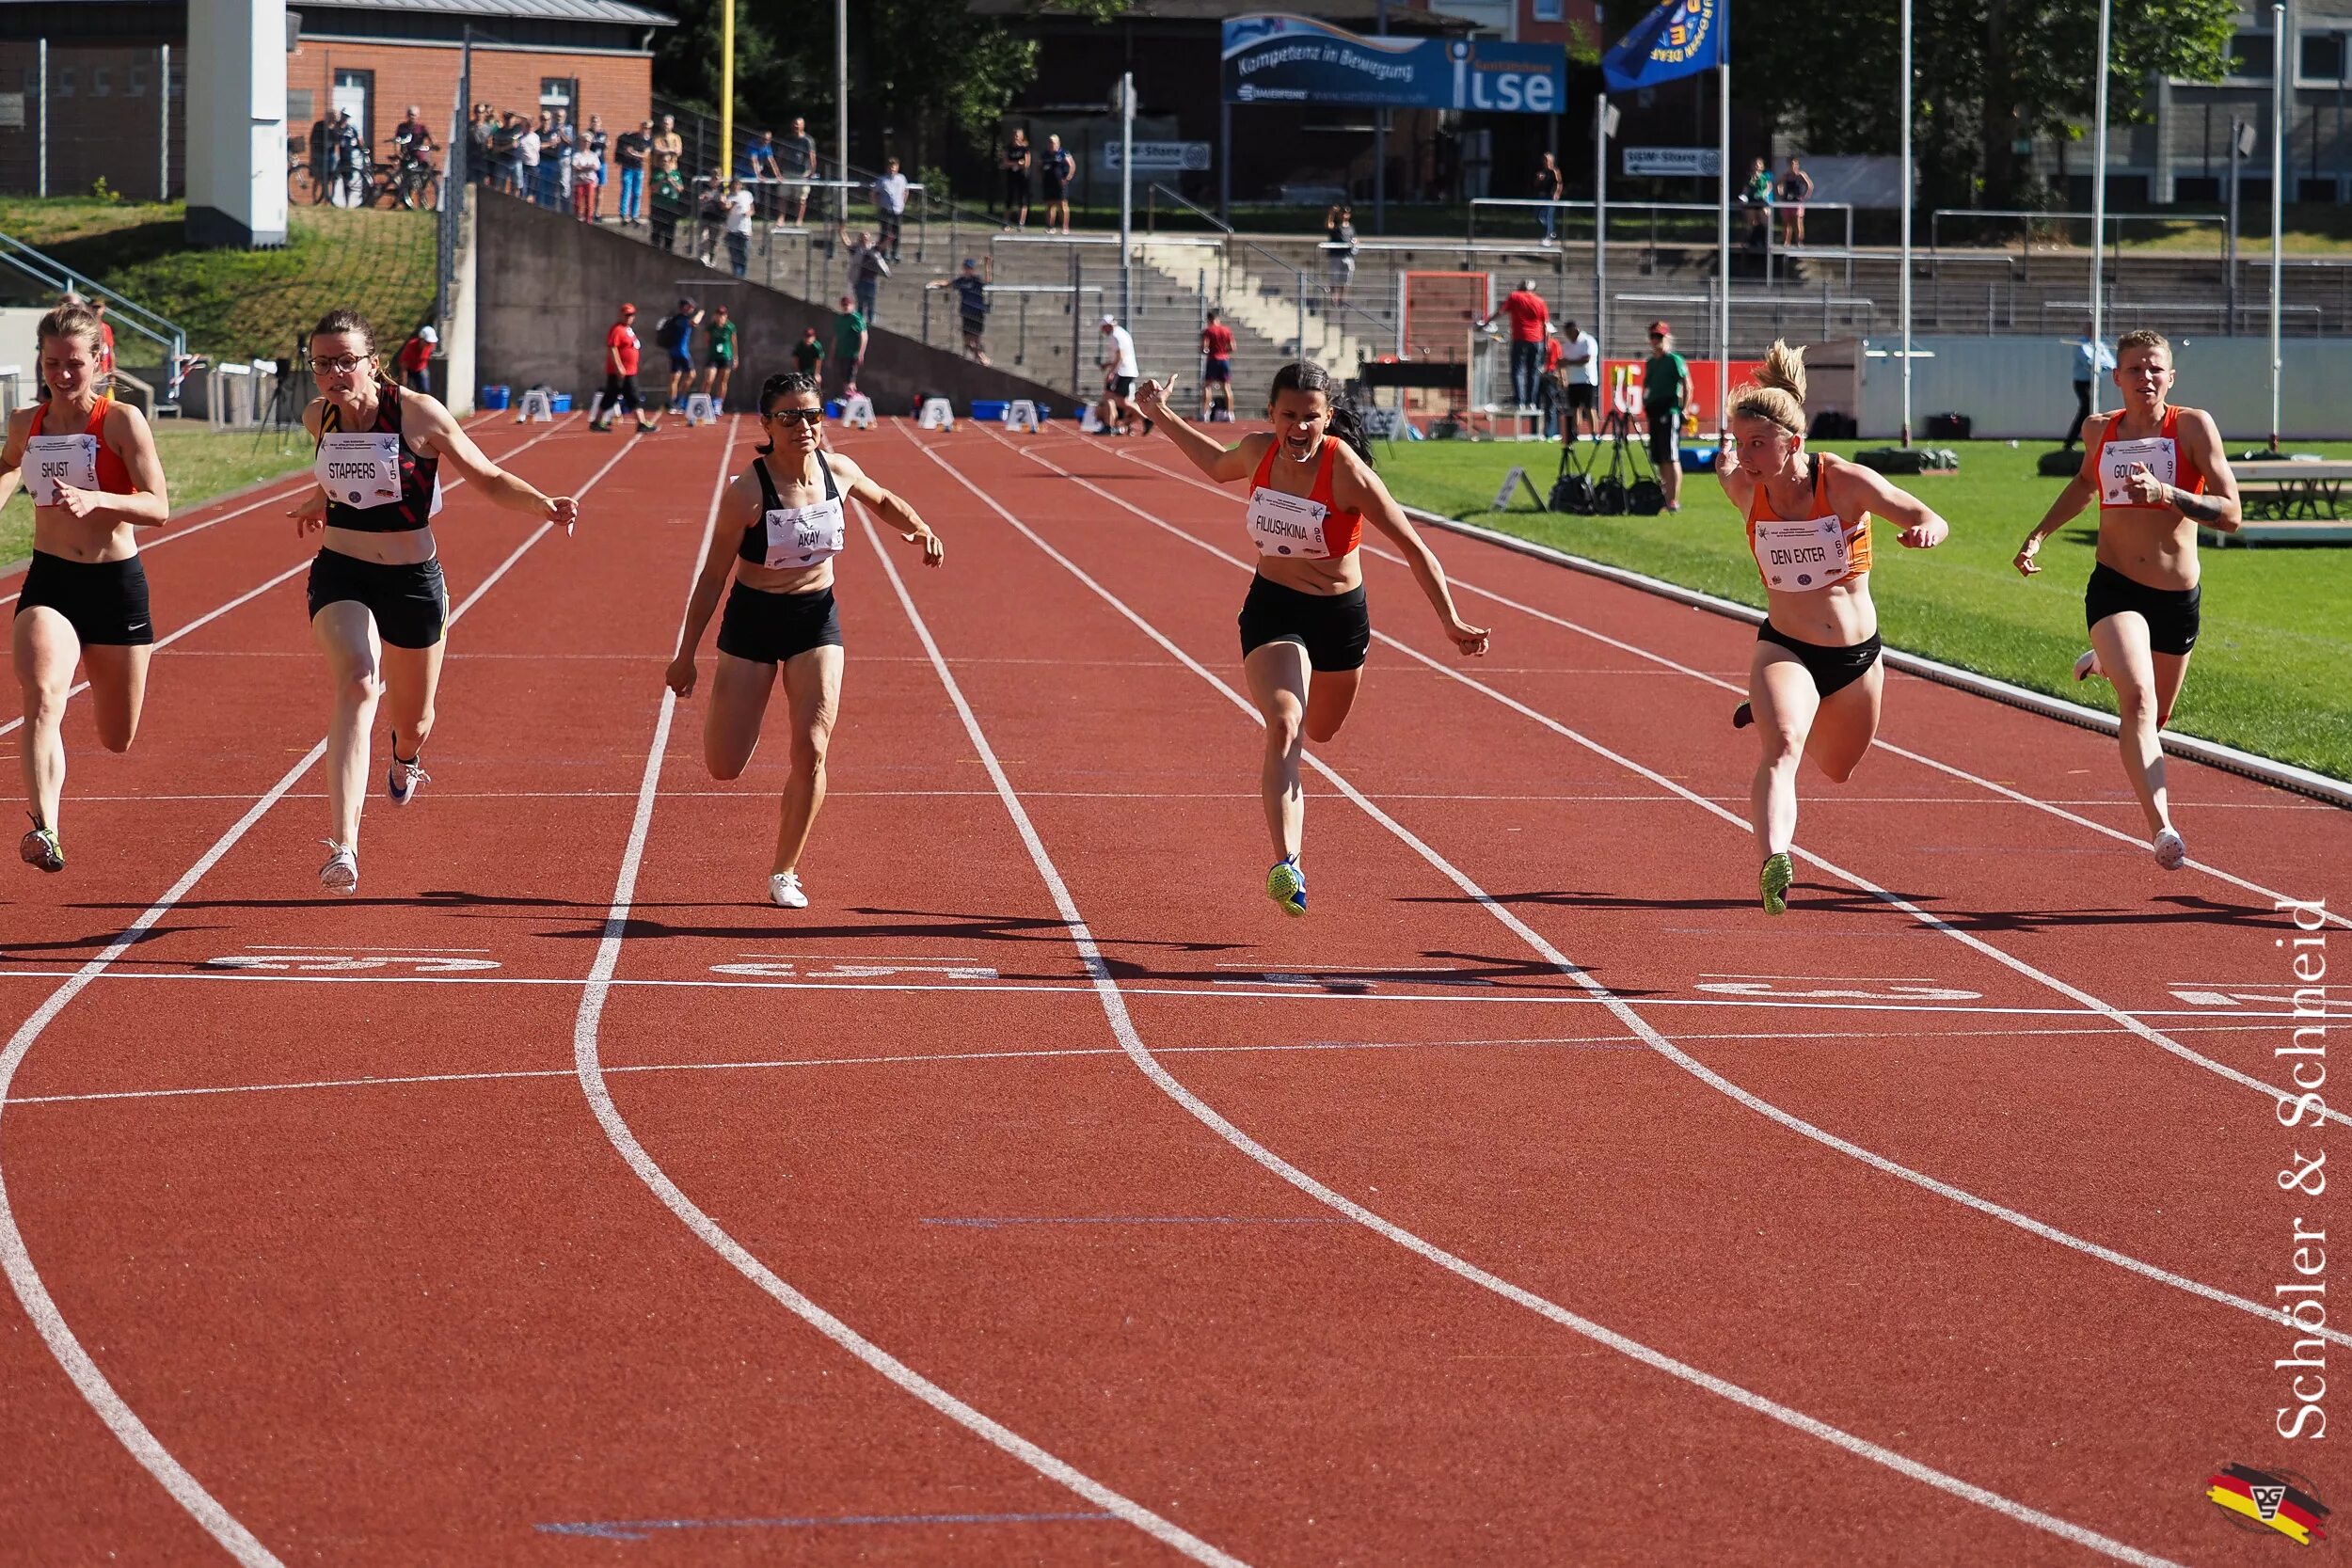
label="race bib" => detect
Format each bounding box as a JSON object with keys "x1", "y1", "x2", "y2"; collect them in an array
[
  {"x1": 24, "y1": 434, "x2": 99, "y2": 507},
  {"x1": 1751, "y1": 512, "x2": 1854, "y2": 592},
  {"x1": 2099, "y1": 435, "x2": 2177, "y2": 507},
  {"x1": 316, "y1": 432, "x2": 403, "y2": 509},
  {"x1": 762, "y1": 495, "x2": 845, "y2": 569},
  {"x1": 1246, "y1": 485, "x2": 1330, "y2": 560}
]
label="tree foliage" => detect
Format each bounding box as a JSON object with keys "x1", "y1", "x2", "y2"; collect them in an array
[{"x1": 1733, "y1": 0, "x2": 2236, "y2": 209}]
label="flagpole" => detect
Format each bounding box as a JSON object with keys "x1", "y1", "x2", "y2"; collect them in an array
[
  {"x1": 1595, "y1": 92, "x2": 1609, "y2": 371},
  {"x1": 1899, "y1": 0, "x2": 1914, "y2": 447},
  {"x1": 2269, "y1": 0, "x2": 2285, "y2": 450},
  {"x1": 2089, "y1": 0, "x2": 2111, "y2": 422},
  {"x1": 1716, "y1": 56, "x2": 1729, "y2": 436}
]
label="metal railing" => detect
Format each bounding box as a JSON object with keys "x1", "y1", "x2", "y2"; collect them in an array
[
  {"x1": 0, "y1": 230, "x2": 188, "y2": 384},
  {"x1": 1609, "y1": 291, "x2": 1879, "y2": 357},
  {"x1": 1145, "y1": 183, "x2": 1394, "y2": 362},
  {"x1": 1927, "y1": 207, "x2": 2229, "y2": 282},
  {"x1": 1470, "y1": 198, "x2": 1860, "y2": 289},
  {"x1": 2036, "y1": 296, "x2": 2327, "y2": 337}
]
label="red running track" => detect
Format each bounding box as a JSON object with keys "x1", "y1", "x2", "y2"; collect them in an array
[{"x1": 0, "y1": 413, "x2": 2344, "y2": 1564}]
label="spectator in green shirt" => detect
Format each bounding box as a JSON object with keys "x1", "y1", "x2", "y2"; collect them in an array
[
  {"x1": 700, "y1": 304, "x2": 739, "y2": 409},
  {"x1": 830, "y1": 293, "x2": 867, "y2": 394},
  {"x1": 1643, "y1": 320, "x2": 1692, "y2": 513},
  {"x1": 791, "y1": 325, "x2": 824, "y2": 378}
]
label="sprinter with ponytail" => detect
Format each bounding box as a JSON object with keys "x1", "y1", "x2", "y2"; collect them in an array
[
  {"x1": 1715, "y1": 340, "x2": 1951, "y2": 915},
  {"x1": 1135, "y1": 361, "x2": 1487, "y2": 918}
]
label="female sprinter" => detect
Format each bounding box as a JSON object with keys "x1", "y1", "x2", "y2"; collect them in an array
[
  {"x1": 1136, "y1": 363, "x2": 1489, "y2": 917},
  {"x1": 2015, "y1": 330, "x2": 2238, "y2": 870},
  {"x1": 665, "y1": 372, "x2": 943, "y2": 909},
  {"x1": 0, "y1": 301, "x2": 168, "y2": 873},
  {"x1": 293, "y1": 308, "x2": 580, "y2": 894},
  {"x1": 1716, "y1": 341, "x2": 1950, "y2": 915}
]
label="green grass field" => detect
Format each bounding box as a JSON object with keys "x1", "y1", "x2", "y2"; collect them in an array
[
  {"x1": 1, "y1": 425, "x2": 313, "y2": 567},
  {"x1": 1376, "y1": 437, "x2": 2352, "y2": 781}
]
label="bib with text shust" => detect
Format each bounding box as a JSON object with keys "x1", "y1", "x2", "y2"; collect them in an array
[
  {"x1": 2098, "y1": 435, "x2": 2177, "y2": 507},
  {"x1": 315, "y1": 431, "x2": 404, "y2": 509},
  {"x1": 1750, "y1": 510, "x2": 1852, "y2": 592},
  {"x1": 1246, "y1": 484, "x2": 1329, "y2": 560},
  {"x1": 763, "y1": 494, "x2": 846, "y2": 569},
  {"x1": 24, "y1": 434, "x2": 98, "y2": 507}
]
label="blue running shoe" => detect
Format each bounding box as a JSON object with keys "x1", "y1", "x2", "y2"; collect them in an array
[{"x1": 1265, "y1": 856, "x2": 1306, "y2": 917}]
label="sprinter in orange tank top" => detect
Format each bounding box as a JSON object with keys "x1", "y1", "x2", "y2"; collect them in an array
[
  {"x1": 0, "y1": 301, "x2": 169, "y2": 875},
  {"x1": 2015, "y1": 329, "x2": 2239, "y2": 872},
  {"x1": 1714, "y1": 341, "x2": 1951, "y2": 915},
  {"x1": 1136, "y1": 361, "x2": 1488, "y2": 917}
]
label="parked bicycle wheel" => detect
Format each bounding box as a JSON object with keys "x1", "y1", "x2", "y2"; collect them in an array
[{"x1": 287, "y1": 160, "x2": 318, "y2": 206}]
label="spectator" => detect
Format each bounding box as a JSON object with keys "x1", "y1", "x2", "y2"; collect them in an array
[
  {"x1": 791, "y1": 324, "x2": 825, "y2": 379},
  {"x1": 546, "y1": 108, "x2": 576, "y2": 211},
  {"x1": 570, "y1": 134, "x2": 601, "y2": 221},
  {"x1": 1198, "y1": 307, "x2": 1233, "y2": 420},
  {"x1": 327, "y1": 108, "x2": 363, "y2": 206},
  {"x1": 647, "y1": 158, "x2": 686, "y2": 251},
  {"x1": 614, "y1": 119, "x2": 651, "y2": 224},
  {"x1": 468, "y1": 104, "x2": 495, "y2": 185},
  {"x1": 1778, "y1": 155, "x2": 1814, "y2": 249},
  {"x1": 723, "y1": 178, "x2": 755, "y2": 277},
  {"x1": 1741, "y1": 155, "x2": 1773, "y2": 248},
  {"x1": 585, "y1": 114, "x2": 611, "y2": 220},
  {"x1": 838, "y1": 227, "x2": 888, "y2": 325},
  {"x1": 701, "y1": 303, "x2": 739, "y2": 410},
  {"x1": 392, "y1": 104, "x2": 434, "y2": 173},
  {"x1": 396, "y1": 322, "x2": 436, "y2": 396},
  {"x1": 1481, "y1": 277, "x2": 1549, "y2": 411},
  {"x1": 1326, "y1": 204, "x2": 1358, "y2": 304},
  {"x1": 1001, "y1": 126, "x2": 1031, "y2": 230},
  {"x1": 695, "y1": 172, "x2": 728, "y2": 265},
  {"x1": 92, "y1": 297, "x2": 116, "y2": 384},
  {"x1": 1096, "y1": 314, "x2": 1144, "y2": 436},
  {"x1": 1041, "y1": 134, "x2": 1074, "y2": 235},
  {"x1": 779, "y1": 116, "x2": 818, "y2": 225},
  {"x1": 2063, "y1": 321, "x2": 2117, "y2": 450},
  {"x1": 830, "y1": 293, "x2": 866, "y2": 393},
  {"x1": 1560, "y1": 316, "x2": 1600, "y2": 440},
  {"x1": 308, "y1": 112, "x2": 331, "y2": 204},
  {"x1": 593, "y1": 301, "x2": 658, "y2": 434},
  {"x1": 494, "y1": 111, "x2": 524, "y2": 196},
  {"x1": 1642, "y1": 320, "x2": 1690, "y2": 513},
  {"x1": 871, "y1": 156, "x2": 911, "y2": 261},
  {"x1": 1534, "y1": 151, "x2": 1561, "y2": 243},
  {"x1": 930, "y1": 256, "x2": 992, "y2": 364},
  {"x1": 659, "y1": 297, "x2": 703, "y2": 412},
  {"x1": 518, "y1": 114, "x2": 544, "y2": 208},
  {"x1": 741, "y1": 128, "x2": 780, "y2": 220},
  {"x1": 651, "y1": 113, "x2": 683, "y2": 182}
]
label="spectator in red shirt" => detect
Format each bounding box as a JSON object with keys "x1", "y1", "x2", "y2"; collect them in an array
[
  {"x1": 395, "y1": 322, "x2": 437, "y2": 395},
  {"x1": 1198, "y1": 307, "x2": 1235, "y2": 420},
  {"x1": 93, "y1": 297, "x2": 117, "y2": 384},
  {"x1": 1481, "y1": 277, "x2": 1550, "y2": 412},
  {"x1": 594, "y1": 302, "x2": 657, "y2": 434}
]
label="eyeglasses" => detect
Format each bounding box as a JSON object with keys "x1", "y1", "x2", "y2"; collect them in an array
[
  {"x1": 312, "y1": 353, "x2": 369, "y2": 374},
  {"x1": 764, "y1": 407, "x2": 824, "y2": 426}
]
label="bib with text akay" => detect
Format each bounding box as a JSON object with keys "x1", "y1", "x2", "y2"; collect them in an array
[
  {"x1": 2099, "y1": 435, "x2": 2178, "y2": 506},
  {"x1": 315, "y1": 432, "x2": 404, "y2": 508},
  {"x1": 1246, "y1": 484, "x2": 1329, "y2": 560},
  {"x1": 1751, "y1": 511, "x2": 1853, "y2": 591},
  {"x1": 762, "y1": 494, "x2": 846, "y2": 569},
  {"x1": 24, "y1": 434, "x2": 99, "y2": 507}
]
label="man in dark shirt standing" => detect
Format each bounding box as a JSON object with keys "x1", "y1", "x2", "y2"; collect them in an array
[
  {"x1": 929, "y1": 257, "x2": 992, "y2": 365},
  {"x1": 614, "y1": 119, "x2": 651, "y2": 225},
  {"x1": 1534, "y1": 151, "x2": 1561, "y2": 243},
  {"x1": 779, "y1": 117, "x2": 818, "y2": 225}
]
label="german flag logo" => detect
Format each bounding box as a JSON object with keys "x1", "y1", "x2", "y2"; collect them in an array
[{"x1": 2209, "y1": 1464, "x2": 2330, "y2": 1545}]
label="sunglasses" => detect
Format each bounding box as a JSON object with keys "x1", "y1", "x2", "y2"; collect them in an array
[
  {"x1": 311, "y1": 353, "x2": 369, "y2": 374},
  {"x1": 764, "y1": 406, "x2": 824, "y2": 426}
]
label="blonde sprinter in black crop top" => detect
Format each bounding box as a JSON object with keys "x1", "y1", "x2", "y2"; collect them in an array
[
  {"x1": 290, "y1": 308, "x2": 580, "y2": 895},
  {"x1": 665, "y1": 372, "x2": 942, "y2": 909}
]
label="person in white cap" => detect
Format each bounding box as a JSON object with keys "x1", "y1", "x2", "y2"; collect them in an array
[
  {"x1": 397, "y1": 322, "x2": 438, "y2": 396},
  {"x1": 1096, "y1": 314, "x2": 1147, "y2": 436}
]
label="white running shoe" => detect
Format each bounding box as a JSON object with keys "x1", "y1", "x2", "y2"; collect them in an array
[
  {"x1": 386, "y1": 752, "x2": 430, "y2": 807},
  {"x1": 769, "y1": 870, "x2": 808, "y2": 909},
  {"x1": 2153, "y1": 827, "x2": 2186, "y2": 871},
  {"x1": 2073, "y1": 648, "x2": 2104, "y2": 683},
  {"x1": 319, "y1": 839, "x2": 358, "y2": 895}
]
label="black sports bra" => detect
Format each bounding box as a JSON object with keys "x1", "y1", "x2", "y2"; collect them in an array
[
  {"x1": 315, "y1": 383, "x2": 440, "y2": 533},
  {"x1": 739, "y1": 452, "x2": 847, "y2": 568}
]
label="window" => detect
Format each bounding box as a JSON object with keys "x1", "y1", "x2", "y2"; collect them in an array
[
  {"x1": 288, "y1": 88, "x2": 314, "y2": 122},
  {"x1": 93, "y1": 68, "x2": 111, "y2": 98},
  {"x1": 2303, "y1": 32, "x2": 2345, "y2": 80},
  {"x1": 2299, "y1": 176, "x2": 2340, "y2": 202},
  {"x1": 2174, "y1": 175, "x2": 2222, "y2": 202},
  {"x1": 539, "y1": 77, "x2": 576, "y2": 112},
  {"x1": 128, "y1": 63, "x2": 149, "y2": 97},
  {"x1": 55, "y1": 66, "x2": 73, "y2": 98},
  {"x1": 2232, "y1": 30, "x2": 2274, "y2": 78}
]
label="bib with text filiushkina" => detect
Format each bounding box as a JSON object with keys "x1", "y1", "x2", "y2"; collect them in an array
[
  {"x1": 24, "y1": 434, "x2": 98, "y2": 507},
  {"x1": 762, "y1": 494, "x2": 845, "y2": 569},
  {"x1": 2099, "y1": 435, "x2": 2177, "y2": 507},
  {"x1": 1246, "y1": 485, "x2": 1329, "y2": 560},
  {"x1": 1751, "y1": 511, "x2": 1853, "y2": 592},
  {"x1": 315, "y1": 432, "x2": 404, "y2": 509}
]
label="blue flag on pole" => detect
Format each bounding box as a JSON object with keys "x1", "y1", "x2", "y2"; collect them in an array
[{"x1": 1600, "y1": 0, "x2": 1726, "y2": 91}]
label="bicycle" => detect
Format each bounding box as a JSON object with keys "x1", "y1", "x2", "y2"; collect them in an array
[{"x1": 370, "y1": 155, "x2": 442, "y2": 212}]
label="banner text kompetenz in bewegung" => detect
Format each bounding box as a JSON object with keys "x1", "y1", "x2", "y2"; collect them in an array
[{"x1": 1221, "y1": 14, "x2": 1565, "y2": 112}]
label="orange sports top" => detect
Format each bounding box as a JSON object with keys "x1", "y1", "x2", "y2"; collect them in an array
[
  {"x1": 1742, "y1": 454, "x2": 1869, "y2": 592},
  {"x1": 1248, "y1": 436, "x2": 1363, "y2": 559},
  {"x1": 2090, "y1": 404, "x2": 2207, "y2": 512},
  {"x1": 33, "y1": 394, "x2": 135, "y2": 495}
]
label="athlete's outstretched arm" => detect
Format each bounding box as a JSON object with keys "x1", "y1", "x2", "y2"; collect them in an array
[
  {"x1": 665, "y1": 474, "x2": 754, "y2": 696},
  {"x1": 834, "y1": 454, "x2": 943, "y2": 566},
  {"x1": 1339, "y1": 452, "x2": 1489, "y2": 657},
  {"x1": 1828, "y1": 456, "x2": 1948, "y2": 549},
  {"x1": 1134, "y1": 379, "x2": 1259, "y2": 482},
  {"x1": 2017, "y1": 428, "x2": 2102, "y2": 576},
  {"x1": 413, "y1": 395, "x2": 580, "y2": 531}
]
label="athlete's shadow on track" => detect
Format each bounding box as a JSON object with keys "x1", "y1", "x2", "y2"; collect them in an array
[{"x1": 1406, "y1": 886, "x2": 2278, "y2": 933}]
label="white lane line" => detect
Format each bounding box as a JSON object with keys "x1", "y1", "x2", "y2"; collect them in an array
[
  {"x1": 568, "y1": 426, "x2": 1244, "y2": 1565},
  {"x1": 1012, "y1": 432, "x2": 2352, "y2": 1132},
  {"x1": 0, "y1": 420, "x2": 639, "y2": 1563},
  {"x1": 1091, "y1": 440, "x2": 2352, "y2": 931},
  {"x1": 879, "y1": 451, "x2": 2188, "y2": 1566},
  {"x1": 0, "y1": 417, "x2": 581, "y2": 739}
]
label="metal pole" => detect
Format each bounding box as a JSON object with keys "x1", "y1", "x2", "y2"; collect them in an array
[
  {"x1": 2088, "y1": 0, "x2": 2111, "y2": 420},
  {"x1": 159, "y1": 44, "x2": 169, "y2": 200},
  {"x1": 835, "y1": 0, "x2": 849, "y2": 230},
  {"x1": 1374, "y1": 0, "x2": 1388, "y2": 235},
  {"x1": 2270, "y1": 0, "x2": 2286, "y2": 448},
  {"x1": 1073, "y1": 247, "x2": 1084, "y2": 398},
  {"x1": 37, "y1": 38, "x2": 46, "y2": 199},
  {"x1": 720, "y1": 0, "x2": 734, "y2": 198},
  {"x1": 1595, "y1": 94, "x2": 1607, "y2": 364},
  {"x1": 1219, "y1": 100, "x2": 1231, "y2": 225},
  {"x1": 1715, "y1": 60, "x2": 1729, "y2": 434},
  {"x1": 2228, "y1": 117, "x2": 2243, "y2": 331},
  {"x1": 1120, "y1": 71, "x2": 1134, "y2": 325},
  {"x1": 1899, "y1": 0, "x2": 1915, "y2": 447}
]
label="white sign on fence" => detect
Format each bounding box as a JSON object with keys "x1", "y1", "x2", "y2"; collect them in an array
[
  {"x1": 1623, "y1": 147, "x2": 1721, "y2": 178},
  {"x1": 1099, "y1": 141, "x2": 1214, "y2": 174}
]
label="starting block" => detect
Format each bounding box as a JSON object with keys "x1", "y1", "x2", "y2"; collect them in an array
[
  {"x1": 1078, "y1": 402, "x2": 1107, "y2": 434},
  {"x1": 1005, "y1": 399, "x2": 1041, "y2": 432},
  {"x1": 840, "y1": 393, "x2": 876, "y2": 429},
  {"x1": 516, "y1": 388, "x2": 553, "y2": 423},
  {"x1": 684, "y1": 393, "x2": 715, "y2": 426},
  {"x1": 917, "y1": 397, "x2": 955, "y2": 431}
]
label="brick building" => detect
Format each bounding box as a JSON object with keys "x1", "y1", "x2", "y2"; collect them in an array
[{"x1": 0, "y1": 0, "x2": 673, "y2": 202}]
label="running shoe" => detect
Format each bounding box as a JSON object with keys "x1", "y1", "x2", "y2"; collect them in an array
[
  {"x1": 319, "y1": 840, "x2": 358, "y2": 895},
  {"x1": 20, "y1": 815, "x2": 62, "y2": 874},
  {"x1": 2153, "y1": 827, "x2": 2187, "y2": 871},
  {"x1": 2073, "y1": 648, "x2": 2104, "y2": 683},
  {"x1": 1265, "y1": 856, "x2": 1307, "y2": 917},
  {"x1": 386, "y1": 744, "x2": 430, "y2": 807},
  {"x1": 1731, "y1": 701, "x2": 1755, "y2": 730},
  {"x1": 769, "y1": 870, "x2": 809, "y2": 909},
  {"x1": 1759, "y1": 851, "x2": 1794, "y2": 916}
]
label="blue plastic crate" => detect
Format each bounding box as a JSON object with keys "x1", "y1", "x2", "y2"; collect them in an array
[
  {"x1": 480, "y1": 385, "x2": 511, "y2": 411},
  {"x1": 972, "y1": 399, "x2": 1006, "y2": 422},
  {"x1": 550, "y1": 394, "x2": 573, "y2": 413}
]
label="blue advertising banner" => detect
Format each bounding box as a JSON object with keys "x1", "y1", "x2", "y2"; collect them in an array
[{"x1": 1222, "y1": 14, "x2": 1565, "y2": 113}]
